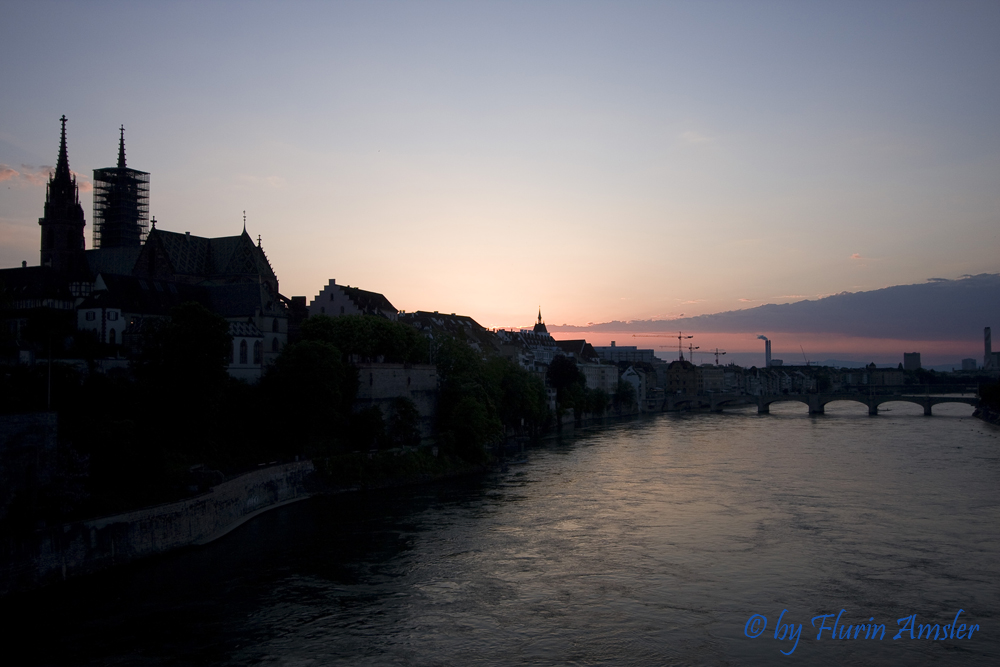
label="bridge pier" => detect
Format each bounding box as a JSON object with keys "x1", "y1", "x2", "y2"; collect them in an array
[
  {"x1": 757, "y1": 398, "x2": 769, "y2": 415},
  {"x1": 924, "y1": 403, "x2": 933, "y2": 416},
  {"x1": 868, "y1": 403, "x2": 878, "y2": 416},
  {"x1": 808, "y1": 395, "x2": 824, "y2": 415}
]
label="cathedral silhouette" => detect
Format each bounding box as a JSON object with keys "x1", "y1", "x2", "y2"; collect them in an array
[{"x1": 1, "y1": 116, "x2": 291, "y2": 379}]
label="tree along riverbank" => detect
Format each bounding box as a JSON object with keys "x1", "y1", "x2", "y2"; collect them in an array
[{"x1": 974, "y1": 383, "x2": 1000, "y2": 425}]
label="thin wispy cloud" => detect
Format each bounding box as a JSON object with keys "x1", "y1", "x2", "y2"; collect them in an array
[
  {"x1": 738, "y1": 298, "x2": 757, "y2": 303},
  {"x1": 0, "y1": 163, "x2": 92, "y2": 191}
]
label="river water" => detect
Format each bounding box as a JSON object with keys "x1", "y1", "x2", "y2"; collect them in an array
[{"x1": 4, "y1": 402, "x2": 999, "y2": 665}]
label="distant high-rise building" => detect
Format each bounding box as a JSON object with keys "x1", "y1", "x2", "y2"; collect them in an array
[
  {"x1": 38, "y1": 115, "x2": 88, "y2": 277},
  {"x1": 986, "y1": 327, "x2": 993, "y2": 370},
  {"x1": 92, "y1": 126, "x2": 149, "y2": 248},
  {"x1": 903, "y1": 352, "x2": 921, "y2": 370},
  {"x1": 765, "y1": 339, "x2": 772, "y2": 367}
]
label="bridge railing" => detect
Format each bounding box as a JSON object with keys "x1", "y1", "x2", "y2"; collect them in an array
[{"x1": 839, "y1": 384, "x2": 979, "y2": 396}]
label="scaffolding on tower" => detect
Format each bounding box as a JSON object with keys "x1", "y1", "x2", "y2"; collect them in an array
[{"x1": 92, "y1": 127, "x2": 150, "y2": 248}]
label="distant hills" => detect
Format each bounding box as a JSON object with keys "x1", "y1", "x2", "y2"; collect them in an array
[{"x1": 551, "y1": 274, "x2": 1000, "y2": 341}]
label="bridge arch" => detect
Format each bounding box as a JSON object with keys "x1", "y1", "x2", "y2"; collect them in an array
[
  {"x1": 819, "y1": 398, "x2": 872, "y2": 414},
  {"x1": 757, "y1": 396, "x2": 811, "y2": 414}
]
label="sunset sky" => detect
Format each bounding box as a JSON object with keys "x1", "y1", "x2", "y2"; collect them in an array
[{"x1": 1, "y1": 1, "x2": 998, "y2": 362}]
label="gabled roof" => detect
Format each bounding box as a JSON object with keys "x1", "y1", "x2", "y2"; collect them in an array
[
  {"x1": 139, "y1": 228, "x2": 277, "y2": 281},
  {"x1": 0, "y1": 266, "x2": 75, "y2": 304},
  {"x1": 401, "y1": 311, "x2": 500, "y2": 353},
  {"x1": 341, "y1": 285, "x2": 396, "y2": 316},
  {"x1": 556, "y1": 339, "x2": 601, "y2": 362}
]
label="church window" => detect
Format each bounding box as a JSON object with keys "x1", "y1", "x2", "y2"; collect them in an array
[
  {"x1": 330, "y1": 292, "x2": 335, "y2": 301},
  {"x1": 271, "y1": 338, "x2": 279, "y2": 353},
  {"x1": 109, "y1": 329, "x2": 116, "y2": 345},
  {"x1": 272, "y1": 319, "x2": 278, "y2": 333},
  {"x1": 240, "y1": 339, "x2": 248, "y2": 364},
  {"x1": 253, "y1": 341, "x2": 262, "y2": 364},
  {"x1": 108, "y1": 311, "x2": 118, "y2": 321},
  {"x1": 85, "y1": 311, "x2": 96, "y2": 322}
]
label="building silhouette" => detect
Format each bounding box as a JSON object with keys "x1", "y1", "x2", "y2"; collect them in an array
[
  {"x1": 92, "y1": 126, "x2": 149, "y2": 249},
  {"x1": 2, "y1": 116, "x2": 290, "y2": 379},
  {"x1": 38, "y1": 115, "x2": 88, "y2": 278}
]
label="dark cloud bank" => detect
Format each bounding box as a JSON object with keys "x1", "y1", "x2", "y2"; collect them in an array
[{"x1": 551, "y1": 274, "x2": 1000, "y2": 341}]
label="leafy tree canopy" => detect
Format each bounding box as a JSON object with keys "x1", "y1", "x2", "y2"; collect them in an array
[{"x1": 301, "y1": 314, "x2": 426, "y2": 363}]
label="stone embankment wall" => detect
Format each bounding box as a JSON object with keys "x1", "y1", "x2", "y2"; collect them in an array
[
  {"x1": 974, "y1": 405, "x2": 1000, "y2": 426},
  {"x1": 354, "y1": 363, "x2": 438, "y2": 437},
  {"x1": 0, "y1": 460, "x2": 314, "y2": 596}
]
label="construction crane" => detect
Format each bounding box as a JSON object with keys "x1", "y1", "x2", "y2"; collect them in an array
[
  {"x1": 634, "y1": 331, "x2": 693, "y2": 361},
  {"x1": 707, "y1": 348, "x2": 727, "y2": 365},
  {"x1": 800, "y1": 345, "x2": 810, "y2": 366},
  {"x1": 688, "y1": 344, "x2": 700, "y2": 363}
]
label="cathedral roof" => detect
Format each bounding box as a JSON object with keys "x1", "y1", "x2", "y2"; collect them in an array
[
  {"x1": 141, "y1": 228, "x2": 277, "y2": 281},
  {"x1": 86, "y1": 247, "x2": 141, "y2": 276}
]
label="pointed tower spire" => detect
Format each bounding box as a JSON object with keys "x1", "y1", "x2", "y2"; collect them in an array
[
  {"x1": 243, "y1": 210, "x2": 247, "y2": 233},
  {"x1": 117, "y1": 125, "x2": 126, "y2": 168},
  {"x1": 40, "y1": 115, "x2": 86, "y2": 275},
  {"x1": 533, "y1": 306, "x2": 548, "y2": 334},
  {"x1": 54, "y1": 115, "x2": 71, "y2": 182}
]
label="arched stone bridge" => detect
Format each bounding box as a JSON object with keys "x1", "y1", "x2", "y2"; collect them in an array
[{"x1": 665, "y1": 389, "x2": 979, "y2": 416}]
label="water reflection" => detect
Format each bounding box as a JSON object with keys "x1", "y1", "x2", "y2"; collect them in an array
[{"x1": 2, "y1": 408, "x2": 997, "y2": 665}]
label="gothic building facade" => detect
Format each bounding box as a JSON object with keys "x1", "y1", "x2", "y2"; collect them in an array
[{"x1": 1, "y1": 116, "x2": 289, "y2": 380}]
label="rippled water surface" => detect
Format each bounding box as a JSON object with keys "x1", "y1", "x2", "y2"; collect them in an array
[{"x1": 4, "y1": 403, "x2": 999, "y2": 665}]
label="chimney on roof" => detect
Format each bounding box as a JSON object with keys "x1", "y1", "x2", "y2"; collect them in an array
[{"x1": 22, "y1": 261, "x2": 27, "y2": 268}]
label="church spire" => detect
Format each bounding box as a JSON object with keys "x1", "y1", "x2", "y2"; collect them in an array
[
  {"x1": 54, "y1": 115, "x2": 71, "y2": 183},
  {"x1": 46, "y1": 114, "x2": 80, "y2": 211},
  {"x1": 117, "y1": 125, "x2": 126, "y2": 168},
  {"x1": 533, "y1": 306, "x2": 548, "y2": 334},
  {"x1": 39, "y1": 115, "x2": 86, "y2": 275}
]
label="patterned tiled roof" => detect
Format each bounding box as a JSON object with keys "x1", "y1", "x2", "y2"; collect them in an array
[
  {"x1": 143, "y1": 228, "x2": 276, "y2": 280},
  {"x1": 229, "y1": 321, "x2": 262, "y2": 338}
]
